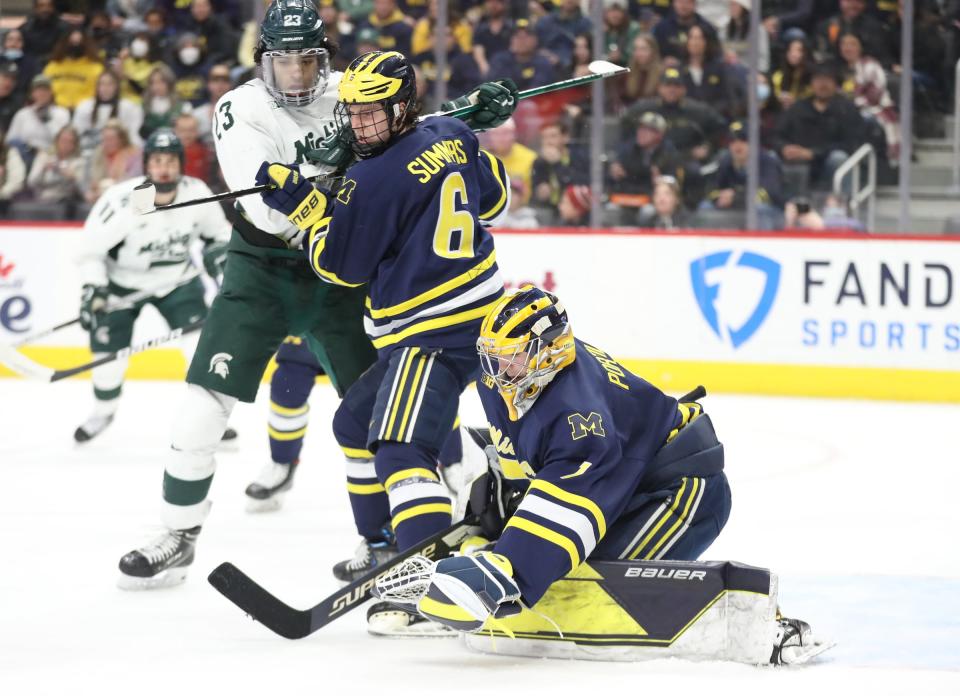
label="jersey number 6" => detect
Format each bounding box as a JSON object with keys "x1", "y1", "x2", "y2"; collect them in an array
[{"x1": 432, "y1": 172, "x2": 474, "y2": 259}]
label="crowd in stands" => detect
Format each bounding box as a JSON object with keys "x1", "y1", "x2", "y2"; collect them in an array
[{"x1": 0, "y1": 0, "x2": 955, "y2": 229}]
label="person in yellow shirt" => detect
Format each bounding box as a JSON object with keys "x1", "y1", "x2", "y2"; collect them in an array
[
  {"x1": 119, "y1": 32, "x2": 164, "y2": 104},
  {"x1": 43, "y1": 29, "x2": 104, "y2": 111},
  {"x1": 483, "y1": 117, "x2": 537, "y2": 205},
  {"x1": 410, "y1": 0, "x2": 473, "y2": 56}
]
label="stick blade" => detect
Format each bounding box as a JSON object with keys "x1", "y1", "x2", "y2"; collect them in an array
[
  {"x1": 130, "y1": 181, "x2": 157, "y2": 215},
  {"x1": 0, "y1": 343, "x2": 55, "y2": 380},
  {"x1": 208, "y1": 562, "x2": 312, "y2": 639},
  {"x1": 587, "y1": 60, "x2": 629, "y2": 77}
]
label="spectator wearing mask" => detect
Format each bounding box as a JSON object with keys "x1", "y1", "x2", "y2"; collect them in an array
[
  {"x1": 531, "y1": 121, "x2": 589, "y2": 212},
  {"x1": 140, "y1": 65, "x2": 192, "y2": 140},
  {"x1": 773, "y1": 61, "x2": 864, "y2": 192},
  {"x1": 0, "y1": 131, "x2": 27, "y2": 213},
  {"x1": 85, "y1": 119, "x2": 142, "y2": 203},
  {"x1": 609, "y1": 111, "x2": 684, "y2": 222},
  {"x1": 2, "y1": 29, "x2": 41, "y2": 98},
  {"x1": 535, "y1": 0, "x2": 593, "y2": 73},
  {"x1": 681, "y1": 24, "x2": 734, "y2": 118},
  {"x1": 816, "y1": 0, "x2": 892, "y2": 67},
  {"x1": 73, "y1": 69, "x2": 144, "y2": 155},
  {"x1": 653, "y1": 0, "x2": 720, "y2": 61},
  {"x1": 183, "y1": 0, "x2": 238, "y2": 67},
  {"x1": 702, "y1": 120, "x2": 784, "y2": 229},
  {"x1": 639, "y1": 175, "x2": 692, "y2": 229},
  {"x1": 87, "y1": 11, "x2": 126, "y2": 61},
  {"x1": 174, "y1": 112, "x2": 215, "y2": 185},
  {"x1": 838, "y1": 30, "x2": 899, "y2": 164},
  {"x1": 192, "y1": 64, "x2": 233, "y2": 145},
  {"x1": 557, "y1": 183, "x2": 592, "y2": 226},
  {"x1": 43, "y1": 30, "x2": 104, "y2": 111},
  {"x1": 120, "y1": 32, "x2": 165, "y2": 104},
  {"x1": 359, "y1": 0, "x2": 415, "y2": 56},
  {"x1": 487, "y1": 19, "x2": 556, "y2": 90},
  {"x1": 623, "y1": 34, "x2": 662, "y2": 104},
  {"x1": 472, "y1": 0, "x2": 514, "y2": 78},
  {"x1": 411, "y1": 0, "x2": 473, "y2": 56},
  {"x1": 169, "y1": 34, "x2": 210, "y2": 107},
  {"x1": 0, "y1": 64, "x2": 23, "y2": 134},
  {"x1": 17, "y1": 0, "x2": 70, "y2": 63},
  {"x1": 7, "y1": 75, "x2": 71, "y2": 162},
  {"x1": 27, "y1": 124, "x2": 86, "y2": 207},
  {"x1": 602, "y1": 0, "x2": 641, "y2": 67},
  {"x1": 483, "y1": 117, "x2": 538, "y2": 204},
  {"x1": 623, "y1": 66, "x2": 727, "y2": 164}
]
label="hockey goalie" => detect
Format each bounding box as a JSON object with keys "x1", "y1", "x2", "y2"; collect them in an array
[{"x1": 373, "y1": 286, "x2": 834, "y2": 666}]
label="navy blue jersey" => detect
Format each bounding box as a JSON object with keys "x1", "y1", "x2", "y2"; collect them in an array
[
  {"x1": 307, "y1": 116, "x2": 510, "y2": 353},
  {"x1": 476, "y1": 338, "x2": 684, "y2": 605}
]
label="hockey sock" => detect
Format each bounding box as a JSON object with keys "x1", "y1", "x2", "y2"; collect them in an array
[
  {"x1": 268, "y1": 359, "x2": 316, "y2": 463},
  {"x1": 375, "y1": 441, "x2": 452, "y2": 551}
]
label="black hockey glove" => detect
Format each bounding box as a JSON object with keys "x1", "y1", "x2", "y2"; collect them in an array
[
  {"x1": 79, "y1": 284, "x2": 109, "y2": 331},
  {"x1": 442, "y1": 79, "x2": 519, "y2": 132},
  {"x1": 202, "y1": 240, "x2": 229, "y2": 280},
  {"x1": 304, "y1": 128, "x2": 356, "y2": 175}
]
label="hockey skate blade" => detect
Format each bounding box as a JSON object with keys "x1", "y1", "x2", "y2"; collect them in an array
[
  {"x1": 117, "y1": 566, "x2": 189, "y2": 591},
  {"x1": 367, "y1": 605, "x2": 455, "y2": 638},
  {"x1": 779, "y1": 637, "x2": 837, "y2": 665},
  {"x1": 130, "y1": 182, "x2": 157, "y2": 215},
  {"x1": 245, "y1": 495, "x2": 284, "y2": 514}
]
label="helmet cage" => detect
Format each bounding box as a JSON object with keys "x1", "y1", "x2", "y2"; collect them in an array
[
  {"x1": 334, "y1": 97, "x2": 411, "y2": 159},
  {"x1": 477, "y1": 326, "x2": 571, "y2": 395},
  {"x1": 261, "y1": 47, "x2": 330, "y2": 106}
]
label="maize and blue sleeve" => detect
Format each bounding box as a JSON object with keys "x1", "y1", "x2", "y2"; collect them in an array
[
  {"x1": 491, "y1": 411, "x2": 642, "y2": 606},
  {"x1": 475, "y1": 147, "x2": 510, "y2": 227}
]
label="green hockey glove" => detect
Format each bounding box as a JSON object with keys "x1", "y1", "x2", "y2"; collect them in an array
[
  {"x1": 304, "y1": 129, "x2": 356, "y2": 175},
  {"x1": 442, "y1": 79, "x2": 519, "y2": 131},
  {"x1": 80, "y1": 284, "x2": 109, "y2": 331}
]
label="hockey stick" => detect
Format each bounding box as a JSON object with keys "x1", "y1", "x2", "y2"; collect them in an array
[
  {"x1": 207, "y1": 516, "x2": 480, "y2": 639},
  {"x1": 9, "y1": 268, "x2": 201, "y2": 348},
  {"x1": 133, "y1": 60, "x2": 628, "y2": 215},
  {"x1": 0, "y1": 319, "x2": 204, "y2": 382}
]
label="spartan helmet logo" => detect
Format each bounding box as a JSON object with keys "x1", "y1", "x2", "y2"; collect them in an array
[{"x1": 209, "y1": 352, "x2": 233, "y2": 379}]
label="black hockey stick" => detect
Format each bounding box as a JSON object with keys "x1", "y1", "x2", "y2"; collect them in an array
[
  {"x1": 207, "y1": 516, "x2": 480, "y2": 639},
  {"x1": 0, "y1": 319, "x2": 204, "y2": 382}
]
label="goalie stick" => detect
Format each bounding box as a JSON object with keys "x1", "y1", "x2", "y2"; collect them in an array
[
  {"x1": 133, "y1": 60, "x2": 628, "y2": 215},
  {"x1": 0, "y1": 319, "x2": 204, "y2": 382},
  {"x1": 207, "y1": 516, "x2": 480, "y2": 639}
]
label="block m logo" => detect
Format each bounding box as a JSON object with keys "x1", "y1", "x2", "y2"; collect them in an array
[{"x1": 568, "y1": 412, "x2": 605, "y2": 441}]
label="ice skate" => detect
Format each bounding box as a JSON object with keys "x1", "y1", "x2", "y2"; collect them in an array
[
  {"x1": 366, "y1": 601, "x2": 454, "y2": 638},
  {"x1": 770, "y1": 616, "x2": 836, "y2": 665},
  {"x1": 117, "y1": 526, "x2": 200, "y2": 590},
  {"x1": 245, "y1": 460, "x2": 298, "y2": 513},
  {"x1": 332, "y1": 534, "x2": 398, "y2": 584},
  {"x1": 73, "y1": 413, "x2": 115, "y2": 443}
]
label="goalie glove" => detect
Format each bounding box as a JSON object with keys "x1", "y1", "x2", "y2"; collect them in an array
[
  {"x1": 256, "y1": 161, "x2": 332, "y2": 235},
  {"x1": 417, "y1": 551, "x2": 521, "y2": 633},
  {"x1": 442, "y1": 79, "x2": 519, "y2": 132},
  {"x1": 79, "y1": 284, "x2": 109, "y2": 331}
]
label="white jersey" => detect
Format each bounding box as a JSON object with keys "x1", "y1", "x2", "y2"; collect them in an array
[
  {"x1": 78, "y1": 176, "x2": 231, "y2": 292},
  {"x1": 212, "y1": 75, "x2": 342, "y2": 246}
]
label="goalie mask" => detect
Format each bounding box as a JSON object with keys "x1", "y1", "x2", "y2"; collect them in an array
[
  {"x1": 143, "y1": 128, "x2": 183, "y2": 194},
  {"x1": 334, "y1": 50, "x2": 419, "y2": 158},
  {"x1": 477, "y1": 286, "x2": 576, "y2": 418},
  {"x1": 256, "y1": 0, "x2": 333, "y2": 107}
]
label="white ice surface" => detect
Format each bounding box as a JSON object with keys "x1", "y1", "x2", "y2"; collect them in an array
[{"x1": 1, "y1": 379, "x2": 958, "y2": 695}]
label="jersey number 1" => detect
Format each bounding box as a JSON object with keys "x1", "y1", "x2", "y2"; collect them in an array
[{"x1": 432, "y1": 172, "x2": 474, "y2": 259}]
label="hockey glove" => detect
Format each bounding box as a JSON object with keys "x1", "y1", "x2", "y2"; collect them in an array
[
  {"x1": 79, "y1": 284, "x2": 109, "y2": 331},
  {"x1": 442, "y1": 79, "x2": 519, "y2": 131},
  {"x1": 304, "y1": 128, "x2": 356, "y2": 175},
  {"x1": 201, "y1": 240, "x2": 229, "y2": 280},
  {"x1": 417, "y1": 551, "x2": 521, "y2": 633},
  {"x1": 256, "y1": 162, "x2": 332, "y2": 233}
]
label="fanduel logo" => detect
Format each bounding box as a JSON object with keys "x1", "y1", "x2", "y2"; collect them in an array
[{"x1": 690, "y1": 251, "x2": 781, "y2": 349}]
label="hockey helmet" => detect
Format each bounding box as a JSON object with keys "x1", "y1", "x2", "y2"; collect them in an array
[
  {"x1": 334, "y1": 50, "x2": 419, "y2": 158},
  {"x1": 143, "y1": 128, "x2": 184, "y2": 193},
  {"x1": 477, "y1": 285, "x2": 575, "y2": 398},
  {"x1": 256, "y1": 0, "x2": 333, "y2": 106}
]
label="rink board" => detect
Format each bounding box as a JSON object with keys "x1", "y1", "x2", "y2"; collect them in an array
[{"x1": 1, "y1": 224, "x2": 958, "y2": 402}]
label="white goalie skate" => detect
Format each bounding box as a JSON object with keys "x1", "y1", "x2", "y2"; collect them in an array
[
  {"x1": 770, "y1": 616, "x2": 836, "y2": 665},
  {"x1": 244, "y1": 460, "x2": 298, "y2": 512}
]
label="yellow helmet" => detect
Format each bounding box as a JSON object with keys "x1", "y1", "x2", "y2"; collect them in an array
[
  {"x1": 477, "y1": 285, "x2": 575, "y2": 400},
  {"x1": 335, "y1": 51, "x2": 419, "y2": 158}
]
